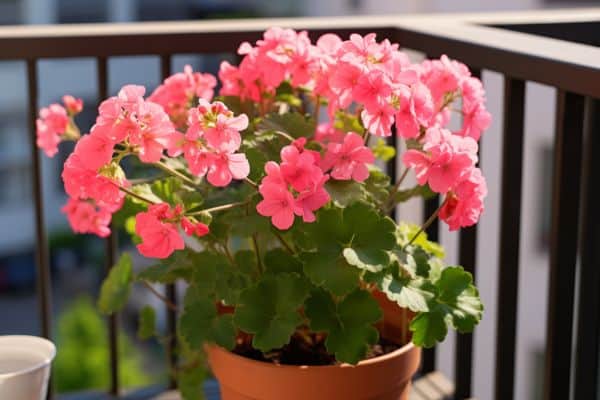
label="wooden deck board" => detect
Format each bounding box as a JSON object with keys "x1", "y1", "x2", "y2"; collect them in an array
[{"x1": 149, "y1": 372, "x2": 469, "y2": 400}]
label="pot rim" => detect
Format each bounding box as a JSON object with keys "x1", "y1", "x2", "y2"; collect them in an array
[{"x1": 207, "y1": 340, "x2": 417, "y2": 370}]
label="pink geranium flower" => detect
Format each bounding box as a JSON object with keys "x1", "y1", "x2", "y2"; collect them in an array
[
  {"x1": 361, "y1": 103, "x2": 395, "y2": 137},
  {"x1": 440, "y1": 167, "x2": 487, "y2": 230},
  {"x1": 204, "y1": 113, "x2": 248, "y2": 153},
  {"x1": 256, "y1": 182, "x2": 297, "y2": 230},
  {"x1": 135, "y1": 204, "x2": 185, "y2": 259},
  {"x1": 294, "y1": 175, "x2": 331, "y2": 223},
  {"x1": 36, "y1": 103, "x2": 69, "y2": 157},
  {"x1": 402, "y1": 127, "x2": 476, "y2": 194},
  {"x1": 73, "y1": 132, "x2": 115, "y2": 171},
  {"x1": 62, "y1": 198, "x2": 111, "y2": 238},
  {"x1": 62, "y1": 95, "x2": 83, "y2": 115},
  {"x1": 181, "y1": 217, "x2": 210, "y2": 238},
  {"x1": 128, "y1": 101, "x2": 175, "y2": 163},
  {"x1": 353, "y1": 70, "x2": 392, "y2": 111},
  {"x1": 149, "y1": 65, "x2": 217, "y2": 127},
  {"x1": 322, "y1": 132, "x2": 374, "y2": 182},
  {"x1": 206, "y1": 152, "x2": 250, "y2": 187}
]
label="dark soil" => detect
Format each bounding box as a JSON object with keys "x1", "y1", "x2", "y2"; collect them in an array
[{"x1": 232, "y1": 329, "x2": 401, "y2": 366}]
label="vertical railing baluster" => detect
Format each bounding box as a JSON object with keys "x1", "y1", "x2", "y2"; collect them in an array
[
  {"x1": 543, "y1": 91, "x2": 585, "y2": 400},
  {"x1": 454, "y1": 68, "x2": 482, "y2": 400},
  {"x1": 494, "y1": 77, "x2": 525, "y2": 400},
  {"x1": 96, "y1": 56, "x2": 120, "y2": 397},
  {"x1": 388, "y1": 132, "x2": 398, "y2": 221},
  {"x1": 421, "y1": 195, "x2": 439, "y2": 375},
  {"x1": 160, "y1": 53, "x2": 179, "y2": 390},
  {"x1": 574, "y1": 98, "x2": 600, "y2": 400},
  {"x1": 27, "y1": 59, "x2": 53, "y2": 400}
]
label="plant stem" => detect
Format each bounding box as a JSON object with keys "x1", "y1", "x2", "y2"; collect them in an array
[
  {"x1": 244, "y1": 177, "x2": 259, "y2": 188},
  {"x1": 154, "y1": 160, "x2": 199, "y2": 188},
  {"x1": 142, "y1": 281, "x2": 178, "y2": 312},
  {"x1": 187, "y1": 200, "x2": 248, "y2": 216},
  {"x1": 314, "y1": 95, "x2": 321, "y2": 123},
  {"x1": 405, "y1": 197, "x2": 447, "y2": 248},
  {"x1": 273, "y1": 230, "x2": 295, "y2": 254},
  {"x1": 273, "y1": 130, "x2": 295, "y2": 142},
  {"x1": 117, "y1": 185, "x2": 157, "y2": 205},
  {"x1": 251, "y1": 234, "x2": 263, "y2": 274},
  {"x1": 222, "y1": 243, "x2": 235, "y2": 265},
  {"x1": 384, "y1": 168, "x2": 411, "y2": 212}
]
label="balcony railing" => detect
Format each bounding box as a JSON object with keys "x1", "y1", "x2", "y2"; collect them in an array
[{"x1": 0, "y1": 8, "x2": 599, "y2": 400}]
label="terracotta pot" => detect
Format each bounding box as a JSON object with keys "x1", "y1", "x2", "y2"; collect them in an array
[
  {"x1": 207, "y1": 294, "x2": 420, "y2": 400},
  {"x1": 207, "y1": 341, "x2": 419, "y2": 400}
]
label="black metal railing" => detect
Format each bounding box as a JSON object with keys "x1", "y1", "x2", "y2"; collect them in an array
[{"x1": 1, "y1": 9, "x2": 599, "y2": 400}]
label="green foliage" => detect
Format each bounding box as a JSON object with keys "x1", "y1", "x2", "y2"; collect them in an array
[
  {"x1": 53, "y1": 297, "x2": 151, "y2": 393},
  {"x1": 137, "y1": 306, "x2": 156, "y2": 339},
  {"x1": 234, "y1": 273, "x2": 310, "y2": 351},
  {"x1": 300, "y1": 202, "x2": 396, "y2": 295},
  {"x1": 334, "y1": 111, "x2": 365, "y2": 134},
  {"x1": 179, "y1": 291, "x2": 236, "y2": 350},
  {"x1": 259, "y1": 112, "x2": 316, "y2": 139},
  {"x1": 98, "y1": 253, "x2": 133, "y2": 315},
  {"x1": 368, "y1": 230, "x2": 483, "y2": 348},
  {"x1": 372, "y1": 138, "x2": 396, "y2": 162},
  {"x1": 305, "y1": 288, "x2": 382, "y2": 364}
]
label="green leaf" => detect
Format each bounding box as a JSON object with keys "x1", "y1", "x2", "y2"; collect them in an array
[
  {"x1": 409, "y1": 266, "x2": 483, "y2": 347},
  {"x1": 377, "y1": 272, "x2": 434, "y2": 313},
  {"x1": 409, "y1": 310, "x2": 448, "y2": 348},
  {"x1": 372, "y1": 138, "x2": 396, "y2": 162},
  {"x1": 179, "y1": 289, "x2": 236, "y2": 350},
  {"x1": 302, "y1": 251, "x2": 361, "y2": 296},
  {"x1": 259, "y1": 112, "x2": 316, "y2": 139},
  {"x1": 234, "y1": 273, "x2": 310, "y2": 352},
  {"x1": 300, "y1": 203, "x2": 396, "y2": 294},
  {"x1": 334, "y1": 111, "x2": 365, "y2": 134},
  {"x1": 363, "y1": 166, "x2": 391, "y2": 207},
  {"x1": 305, "y1": 289, "x2": 382, "y2": 364},
  {"x1": 264, "y1": 248, "x2": 303, "y2": 274},
  {"x1": 137, "y1": 306, "x2": 156, "y2": 339},
  {"x1": 341, "y1": 203, "x2": 396, "y2": 273},
  {"x1": 245, "y1": 147, "x2": 269, "y2": 182},
  {"x1": 131, "y1": 184, "x2": 163, "y2": 204},
  {"x1": 397, "y1": 223, "x2": 445, "y2": 259},
  {"x1": 136, "y1": 251, "x2": 196, "y2": 283},
  {"x1": 230, "y1": 214, "x2": 271, "y2": 237},
  {"x1": 324, "y1": 179, "x2": 366, "y2": 207},
  {"x1": 177, "y1": 362, "x2": 207, "y2": 400},
  {"x1": 435, "y1": 266, "x2": 483, "y2": 332},
  {"x1": 97, "y1": 253, "x2": 133, "y2": 315}
]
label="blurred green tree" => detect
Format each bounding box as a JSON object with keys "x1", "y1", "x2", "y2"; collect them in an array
[{"x1": 53, "y1": 296, "x2": 152, "y2": 393}]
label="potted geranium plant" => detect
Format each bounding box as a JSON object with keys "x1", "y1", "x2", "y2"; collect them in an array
[{"x1": 37, "y1": 28, "x2": 490, "y2": 400}]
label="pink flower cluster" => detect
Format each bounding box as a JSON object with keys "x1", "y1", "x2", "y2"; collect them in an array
[
  {"x1": 149, "y1": 65, "x2": 217, "y2": 128},
  {"x1": 257, "y1": 139, "x2": 329, "y2": 230},
  {"x1": 257, "y1": 133, "x2": 374, "y2": 230},
  {"x1": 403, "y1": 127, "x2": 486, "y2": 230},
  {"x1": 61, "y1": 84, "x2": 178, "y2": 237},
  {"x1": 168, "y1": 99, "x2": 250, "y2": 187},
  {"x1": 36, "y1": 95, "x2": 82, "y2": 157},
  {"x1": 135, "y1": 203, "x2": 209, "y2": 259}
]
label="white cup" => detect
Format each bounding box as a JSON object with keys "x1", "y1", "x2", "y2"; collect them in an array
[{"x1": 0, "y1": 335, "x2": 56, "y2": 400}]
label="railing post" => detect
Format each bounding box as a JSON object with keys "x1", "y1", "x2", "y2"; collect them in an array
[
  {"x1": 494, "y1": 77, "x2": 526, "y2": 400},
  {"x1": 454, "y1": 67, "x2": 482, "y2": 400},
  {"x1": 543, "y1": 91, "x2": 585, "y2": 400},
  {"x1": 96, "y1": 56, "x2": 120, "y2": 397},
  {"x1": 574, "y1": 98, "x2": 600, "y2": 400},
  {"x1": 27, "y1": 58, "x2": 54, "y2": 400},
  {"x1": 161, "y1": 54, "x2": 180, "y2": 390}
]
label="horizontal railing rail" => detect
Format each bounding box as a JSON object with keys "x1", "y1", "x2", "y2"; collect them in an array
[{"x1": 0, "y1": 8, "x2": 599, "y2": 400}]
